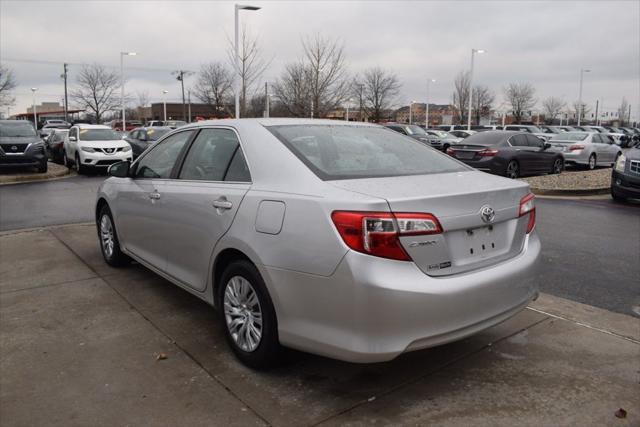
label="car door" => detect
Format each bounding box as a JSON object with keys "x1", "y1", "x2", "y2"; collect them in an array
[
  {"x1": 509, "y1": 134, "x2": 535, "y2": 174},
  {"x1": 66, "y1": 127, "x2": 79, "y2": 157},
  {"x1": 599, "y1": 135, "x2": 618, "y2": 162},
  {"x1": 525, "y1": 134, "x2": 554, "y2": 172},
  {"x1": 161, "y1": 127, "x2": 252, "y2": 291},
  {"x1": 590, "y1": 134, "x2": 607, "y2": 164},
  {"x1": 115, "y1": 129, "x2": 195, "y2": 271}
]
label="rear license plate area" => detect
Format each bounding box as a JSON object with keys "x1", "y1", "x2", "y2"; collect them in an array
[
  {"x1": 456, "y1": 151, "x2": 476, "y2": 160},
  {"x1": 465, "y1": 225, "x2": 498, "y2": 256}
]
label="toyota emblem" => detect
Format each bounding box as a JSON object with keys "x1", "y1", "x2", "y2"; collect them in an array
[{"x1": 480, "y1": 205, "x2": 495, "y2": 223}]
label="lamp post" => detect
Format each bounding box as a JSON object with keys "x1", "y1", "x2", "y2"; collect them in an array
[
  {"x1": 120, "y1": 51, "x2": 137, "y2": 130},
  {"x1": 234, "y1": 4, "x2": 261, "y2": 119},
  {"x1": 409, "y1": 100, "x2": 416, "y2": 124},
  {"x1": 467, "y1": 48, "x2": 486, "y2": 130},
  {"x1": 426, "y1": 78, "x2": 435, "y2": 128},
  {"x1": 345, "y1": 98, "x2": 353, "y2": 121},
  {"x1": 577, "y1": 68, "x2": 591, "y2": 126},
  {"x1": 31, "y1": 88, "x2": 38, "y2": 129},
  {"x1": 162, "y1": 90, "x2": 168, "y2": 121}
]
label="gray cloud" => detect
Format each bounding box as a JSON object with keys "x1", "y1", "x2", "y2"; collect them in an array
[{"x1": 1, "y1": 0, "x2": 638, "y2": 118}]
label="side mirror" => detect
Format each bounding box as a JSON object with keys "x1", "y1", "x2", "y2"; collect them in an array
[
  {"x1": 544, "y1": 142, "x2": 552, "y2": 149},
  {"x1": 620, "y1": 135, "x2": 629, "y2": 143},
  {"x1": 108, "y1": 161, "x2": 130, "y2": 178},
  {"x1": 69, "y1": 136, "x2": 77, "y2": 142}
]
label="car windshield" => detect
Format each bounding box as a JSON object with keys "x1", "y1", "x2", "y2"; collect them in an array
[
  {"x1": 268, "y1": 125, "x2": 468, "y2": 180},
  {"x1": 405, "y1": 125, "x2": 426, "y2": 135},
  {"x1": 146, "y1": 128, "x2": 170, "y2": 140},
  {"x1": 0, "y1": 122, "x2": 37, "y2": 137},
  {"x1": 550, "y1": 132, "x2": 589, "y2": 141},
  {"x1": 80, "y1": 128, "x2": 120, "y2": 141},
  {"x1": 460, "y1": 131, "x2": 506, "y2": 146}
]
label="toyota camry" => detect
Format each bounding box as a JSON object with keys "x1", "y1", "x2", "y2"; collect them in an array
[{"x1": 96, "y1": 119, "x2": 540, "y2": 368}]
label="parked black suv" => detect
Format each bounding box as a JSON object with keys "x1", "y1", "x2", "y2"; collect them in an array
[
  {"x1": 0, "y1": 120, "x2": 48, "y2": 173},
  {"x1": 611, "y1": 147, "x2": 640, "y2": 202}
]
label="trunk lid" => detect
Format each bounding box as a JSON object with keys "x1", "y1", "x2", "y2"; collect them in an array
[
  {"x1": 330, "y1": 170, "x2": 531, "y2": 276},
  {"x1": 447, "y1": 144, "x2": 492, "y2": 160}
]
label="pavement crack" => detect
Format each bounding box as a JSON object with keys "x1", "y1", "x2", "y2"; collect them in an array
[
  {"x1": 47, "y1": 230, "x2": 272, "y2": 426},
  {"x1": 0, "y1": 276, "x2": 98, "y2": 295}
]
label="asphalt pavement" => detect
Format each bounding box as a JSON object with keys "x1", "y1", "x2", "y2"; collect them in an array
[{"x1": 0, "y1": 173, "x2": 638, "y2": 316}]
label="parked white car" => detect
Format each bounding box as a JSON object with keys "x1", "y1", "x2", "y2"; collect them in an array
[
  {"x1": 548, "y1": 132, "x2": 622, "y2": 169},
  {"x1": 63, "y1": 124, "x2": 133, "y2": 174}
]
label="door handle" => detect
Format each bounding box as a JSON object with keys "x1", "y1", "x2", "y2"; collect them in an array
[
  {"x1": 212, "y1": 198, "x2": 233, "y2": 210},
  {"x1": 149, "y1": 191, "x2": 161, "y2": 200}
]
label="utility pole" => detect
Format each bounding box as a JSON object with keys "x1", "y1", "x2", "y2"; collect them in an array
[
  {"x1": 173, "y1": 70, "x2": 194, "y2": 122},
  {"x1": 62, "y1": 63, "x2": 69, "y2": 122},
  {"x1": 628, "y1": 105, "x2": 632, "y2": 126},
  {"x1": 187, "y1": 89, "x2": 192, "y2": 123},
  {"x1": 594, "y1": 100, "x2": 599, "y2": 126},
  {"x1": 264, "y1": 82, "x2": 269, "y2": 118}
]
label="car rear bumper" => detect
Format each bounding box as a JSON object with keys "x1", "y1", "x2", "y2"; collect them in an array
[
  {"x1": 458, "y1": 157, "x2": 506, "y2": 175},
  {"x1": 265, "y1": 232, "x2": 541, "y2": 363},
  {"x1": 611, "y1": 170, "x2": 640, "y2": 198}
]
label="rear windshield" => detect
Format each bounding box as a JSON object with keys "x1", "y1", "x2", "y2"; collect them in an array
[
  {"x1": 550, "y1": 133, "x2": 588, "y2": 142},
  {"x1": 459, "y1": 131, "x2": 507, "y2": 146},
  {"x1": 267, "y1": 125, "x2": 468, "y2": 180},
  {"x1": 80, "y1": 129, "x2": 120, "y2": 141},
  {"x1": 0, "y1": 122, "x2": 37, "y2": 137}
]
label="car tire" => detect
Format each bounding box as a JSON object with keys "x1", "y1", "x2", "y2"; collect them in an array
[
  {"x1": 505, "y1": 160, "x2": 520, "y2": 179},
  {"x1": 37, "y1": 161, "x2": 48, "y2": 173},
  {"x1": 76, "y1": 153, "x2": 87, "y2": 175},
  {"x1": 63, "y1": 150, "x2": 71, "y2": 169},
  {"x1": 218, "y1": 259, "x2": 281, "y2": 370},
  {"x1": 97, "y1": 205, "x2": 130, "y2": 267},
  {"x1": 551, "y1": 157, "x2": 563, "y2": 174},
  {"x1": 442, "y1": 143, "x2": 450, "y2": 152},
  {"x1": 610, "y1": 189, "x2": 626, "y2": 203},
  {"x1": 587, "y1": 154, "x2": 596, "y2": 170}
]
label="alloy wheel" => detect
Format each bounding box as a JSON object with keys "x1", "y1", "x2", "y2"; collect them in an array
[
  {"x1": 223, "y1": 276, "x2": 263, "y2": 352},
  {"x1": 553, "y1": 159, "x2": 563, "y2": 174},
  {"x1": 506, "y1": 161, "x2": 519, "y2": 179},
  {"x1": 588, "y1": 155, "x2": 596, "y2": 170},
  {"x1": 99, "y1": 214, "x2": 115, "y2": 259}
]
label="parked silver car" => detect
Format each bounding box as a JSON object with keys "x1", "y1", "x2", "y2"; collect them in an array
[
  {"x1": 548, "y1": 132, "x2": 622, "y2": 169},
  {"x1": 96, "y1": 119, "x2": 541, "y2": 368}
]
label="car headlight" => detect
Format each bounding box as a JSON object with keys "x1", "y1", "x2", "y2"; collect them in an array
[
  {"x1": 615, "y1": 154, "x2": 626, "y2": 172},
  {"x1": 121, "y1": 145, "x2": 132, "y2": 152},
  {"x1": 81, "y1": 147, "x2": 96, "y2": 153}
]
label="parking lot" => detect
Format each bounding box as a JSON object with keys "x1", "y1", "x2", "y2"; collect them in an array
[{"x1": 0, "y1": 174, "x2": 639, "y2": 426}]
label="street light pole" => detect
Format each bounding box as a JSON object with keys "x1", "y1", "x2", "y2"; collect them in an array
[
  {"x1": 426, "y1": 78, "x2": 435, "y2": 128},
  {"x1": 467, "y1": 48, "x2": 486, "y2": 131},
  {"x1": 409, "y1": 101, "x2": 416, "y2": 124},
  {"x1": 62, "y1": 63, "x2": 69, "y2": 122},
  {"x1": 188, "y1": 89, "x2": 192, "y2": 122},
  {"x1": 162, "y1": 90, "x2": 168, "y2": 121},
  {"x1": 120, "y1": 51, "x2": 137, "y2": 130},
  {"x1": 577, "y1": 68, "x2": 591, "y2": 126},
  {"x1": 234, "y1": 4, "x2": 261, "y2": 119},
  {"x1": 31, "y1": 88, "x2": 38, "y2": 129}
]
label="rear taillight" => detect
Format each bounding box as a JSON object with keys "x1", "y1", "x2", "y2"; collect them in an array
[
  {"x1": 446, "y1": 147, "x2": 455, "y2": 155},
  {"x1": 519, "y1": 193, "x2": 536, "y2": 234},
  {"x1": 331, "y1": 211, "x2": 443, "y2": 261},
  {"x1": 478, "y1": 148, "x2": 499, "y2": 156},
  {"x1": 569, "y1": 144, "x2": 585, "y2": 151}
]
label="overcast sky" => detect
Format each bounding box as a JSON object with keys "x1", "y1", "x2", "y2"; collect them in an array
[{"x1": 2, "y1": 0, "x2": 639, "y2": 119}]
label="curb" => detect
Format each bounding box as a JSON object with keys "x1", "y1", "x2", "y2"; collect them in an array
[
  {"x1": 0, "y1": 165, "x2": 72, "y2": 186},
  {"x1": 530, "y1": 186, "x2": 610, "y2": 196}
]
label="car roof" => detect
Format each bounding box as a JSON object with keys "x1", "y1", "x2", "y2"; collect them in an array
[{"x1": 180, "y1": 118, "x2": 382, "y2": 130}]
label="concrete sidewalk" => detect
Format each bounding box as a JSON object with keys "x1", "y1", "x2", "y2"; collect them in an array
[{"x1": 1, "y1": 224, "x2": 638, "y2": 426}]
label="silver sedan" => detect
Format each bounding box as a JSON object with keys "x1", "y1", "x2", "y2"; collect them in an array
[
  {"x1": 548, "y1": 132, "x2": 622, "y2": 169},
  {"x1": 96, "y1": 119, "x2": 540, "y2": 368}
]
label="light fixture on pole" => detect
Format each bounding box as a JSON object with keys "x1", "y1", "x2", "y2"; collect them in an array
[
  {"x1": 426, "y1": 78, "x2": 436, "y2": 128},
  {"x1": 120, "y1": 51, "x2": 137, "y2": 131},
  {"x1": 234, "y1": 4, "x2": 261, "y2": 119},
  {"x1": 577, "y1": 68, "x2": 591, "y2": 126},
  {"x1": 467, "y1": 48, "x2": 486, "y2": 131},
  {"x1": 409, "y1": 100, "x2": 417, "y2": 124},
  {"x1": 31, "y1": 88, "x2": 38, "y2": 129},
  {"x1": 162, "y1": 90, "x2": 168, "y2": 121}
]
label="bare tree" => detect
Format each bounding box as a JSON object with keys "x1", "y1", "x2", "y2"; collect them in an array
[
  {"x1": 226, "y1": 26, "x2": 270, "y2": 117},
  {"x1": 71, "y1": 64, "x2": 121, "y2": 123},
  {"x1": 472, "y1": 85, "x2": 495, "y2": 125},
  {"x1": 272, "y1": 63, "x2": 313, "y2": 117},
  {"x1": 572, "y1": 101, "x2": 591, "y2": 124},
  {"x1": 194, "y1": 62, "x2": 234, "y2": 118},
  {"x1": 452, "y1": 70, "x2": 470, "y2": 124},
  {"x1": 0, "y1": 65, "x2": 17, "y2": 107},
  {"x1": 618, "y1": 97, "x2": 629, "y2": 126},
  {"x1": 355, "y1": 67, "x2": 400, "y2": 123},
  {"x1": 504, "y1": 82, "x2": 536, "y2": 124},
  {"x1": 542, "y1": 96, "x2": 566, "y2": 124},
  {"x1": 136, "y1": 90, "x2": 149, "y2": 109}
]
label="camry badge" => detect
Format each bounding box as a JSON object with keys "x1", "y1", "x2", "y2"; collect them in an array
[{"x1": 480, "y1": 205, "x2": 495, "y2": 224}]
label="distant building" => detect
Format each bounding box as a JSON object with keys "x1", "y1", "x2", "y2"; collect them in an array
[
  {"x1": 149, "y1": 102, "x2": 232, "y2": 122},
  {"x1": 394, "y1": 103, "x2": 456, "y2": 126},
  {"x1": 14, "y1": 102, "x2": 83, "y2": 124}
]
